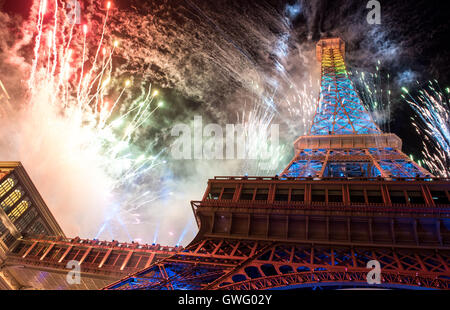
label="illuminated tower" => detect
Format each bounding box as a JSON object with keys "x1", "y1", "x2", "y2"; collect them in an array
[
  {"x1": 283, "y1": 38, "x2": 431, "y2": 179},
  {"x1": 105, "y1": 38, "x2": 450, "y2": 290}
]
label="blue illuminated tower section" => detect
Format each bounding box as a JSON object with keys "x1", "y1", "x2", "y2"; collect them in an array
[
  {"x1": 282, "y1": 38, "x2": 432, "y2": 179},
  {"x1": 310, "y1": 39, "x2": 380, "y2": 135}
]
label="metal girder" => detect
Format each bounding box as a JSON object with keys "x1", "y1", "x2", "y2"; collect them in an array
[
  {"x1": 104, "y1": 238, "x2": 450, "y2": 290},
  {"x1": 310, "y1": 45, "x2": 380, "y2": 135},
  {"x1": 283, "y1": 147, "x2": 434, "y2": 178},
  {"x1": 5, "y1": 235, "x2": 182, "y2": 281},
  {"x1": 202, "y1": 242, "x2": 276, "y2": 290},
  {"x1": 217, "y1": 270, "x2": 448, "y2": 290}
]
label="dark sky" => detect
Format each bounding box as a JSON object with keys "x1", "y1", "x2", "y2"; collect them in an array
[{"x1": 2, "y1": 0, "x2": 448, "y2": 82}]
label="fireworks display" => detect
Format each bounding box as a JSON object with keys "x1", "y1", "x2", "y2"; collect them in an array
[
  {"x1": 1, "y1": 0, "x2": 174, "y2": 241},
  {"x1": 0, "y1": 0, "x2": 448, "y2": 246},
  {"x1": 0, "y1": 0, "x2": 315, "y2": 245}
]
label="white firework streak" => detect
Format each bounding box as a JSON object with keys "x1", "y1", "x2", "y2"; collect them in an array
[{"x1": 403, "y1": 81, "x2": 450, "y2": 177}]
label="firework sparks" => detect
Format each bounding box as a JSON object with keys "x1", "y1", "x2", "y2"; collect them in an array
[
  {"x1": 403, "y1": 81, "x2": 450, "y2": 177},
  {"x1": 350, "y1": 61, "x2": 392, "y2": 132},
  {"x1": 1, "y1": 0, "x2": 170, "y2": 241},
  {"x1": 236, "y1": 102, "x2": 289, "y2": 175}
]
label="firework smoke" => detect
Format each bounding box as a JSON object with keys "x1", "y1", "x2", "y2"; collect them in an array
[
  {"x1": 0, "y1": 0, "x2": 171, "y2": 240},
  {"x1": 0, "y1": 0, "x2": 318, "y2": 245}
]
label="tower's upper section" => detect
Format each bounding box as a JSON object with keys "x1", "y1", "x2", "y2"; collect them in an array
[
  {"x1": 284, "y1": 38, "x2": 433, "y2": 178},
  {"x1": 316, "y1": 37, "x2": 345, "y2": 62},
  {"x1": 309, "y1": 37, "x2": 380, "y2": 135}
]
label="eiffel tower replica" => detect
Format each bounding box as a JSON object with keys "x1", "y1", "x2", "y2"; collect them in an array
[{"x1": 105, "y1": 38, "x2": 450, "y2": 290}]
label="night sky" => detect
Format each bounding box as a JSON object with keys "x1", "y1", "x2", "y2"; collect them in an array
[{"x1": 2, "y1": 0, "x2": 449, "y2": 157}]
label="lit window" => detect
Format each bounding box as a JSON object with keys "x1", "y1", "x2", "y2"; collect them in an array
[
  {"x1": 207, "y1": 187, "x2": 221, "y2": 200},
  {"x1": 1, "y1": 189, "x2": 23, "y2": 209},
  {"x1": 8, "y1": 199, "x2": 31, "y2": 222},
  {"x1": 0, "y1": 177, "x2": 15, "y2": 199}
]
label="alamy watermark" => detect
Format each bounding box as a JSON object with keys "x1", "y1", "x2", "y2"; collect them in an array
[
  {"x1": 366, "y1": 260, "x2": 382, "y2": 284},
  {"x1": 67, "y1": 0, "x2": 82, "y2": 25},
  {"x1": 66, "y1": 260, "x2": 81, "y2": 285},
  {"x1": 366, "y1": 0, "x2": 381, "y2": 24},
  {"x1": 170, "y1": 116, "x2": 279, "y2": 164}
]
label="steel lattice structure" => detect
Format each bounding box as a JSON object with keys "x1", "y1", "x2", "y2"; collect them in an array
[
  {"x1": 104, "y1": 38, "x2": 450, "y2": 290},
  {"x1": 282, "y1": 38, "x2": 431, "y2": 179},
  {"x1": 311, "y1": 38, "x2": 380, "y2": 135},
  {"x1": 1, "y1": 235, "x2": 182, "y2": 289}
]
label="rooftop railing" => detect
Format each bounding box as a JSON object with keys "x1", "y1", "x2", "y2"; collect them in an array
[
  {"x1": 18, "y1": 234, "x2": 183, "y2": 252},
  {"x1": 212, "y1": 176, "x2": 450, "y2": 182}
]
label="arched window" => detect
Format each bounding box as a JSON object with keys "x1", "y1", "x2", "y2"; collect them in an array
[
  {"x1": 1, "y1": 188, "x2": 23, "y2": 210},
  {"x1": 0, "y1": 177, "x2": 16, "y2": 199},
  {"x1": 8, "y1": 198, "x2": 31, "y2": 222}
]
